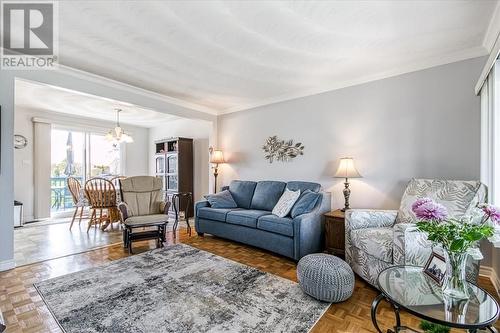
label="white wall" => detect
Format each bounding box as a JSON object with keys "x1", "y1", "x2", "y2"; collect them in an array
[
  {"x1": 149, "y1": 118, "x2": 213, "y2": 202},
  {"x1": 14, "y1": 107, "x2": 149, "y2": 221},
  {"x1": 218, "y1": 57, "x2": 493, "y2": 266}
]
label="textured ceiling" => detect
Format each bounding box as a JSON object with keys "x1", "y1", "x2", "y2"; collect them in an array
[
  {"x1": 54, "y1": 0, "x2": 498, "y2": 114},
  {"x1": 15, "y1": 79, "x2": 179, "y2": 128}
]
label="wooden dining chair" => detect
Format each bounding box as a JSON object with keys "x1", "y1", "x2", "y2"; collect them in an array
[
  {"x1": 67, "y1": 177, "x2": 89, "y2": 230},
  {"x1": 84, "y1": 178, "x2": 120, "y2": 232}
]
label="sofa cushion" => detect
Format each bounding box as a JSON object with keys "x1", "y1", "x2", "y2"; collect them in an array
[
  {"x1": 250, "y1": 181, "x2": 286, "y2": 211},
  {"x1": 228, "y1": 180, "x2": 257, "y2": 209},
  {"x1": 204, "y1": 190, "x2": 238, "y2": 209},
  {"x1": 396, "y1": 178, "x2": 486, "y2": 224},
  {"x1": 197, "y1": 207, "x2": 239, "y2": 222},
  {"x1": 290, "y1": 190, "x2": 321, "y2": 218},
  {"x1": 350, "y1": 227, "x2": 393, "y2": 263},
  {"x1": 272, "y1": 188, "x2": 301, "y2": 217},
  {"x1": 257, "y1": 215, "x2": 294, "y2": 237},
  {"x1": 226, "y1": 209, "x2": 270, "y2": 228},
  {"x1": 286, "y1": 181, "x2": 321, "y2": 193}
]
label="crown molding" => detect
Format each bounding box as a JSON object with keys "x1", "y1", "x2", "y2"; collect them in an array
[
  {"x1": 475, "y1": 2, "x2": 500, "y2": 95},
  {"x1": 482, "y1": 1, "x2": 500, "y2": 53},
  {"x1": 23, "y1": 48, "x2": 488, "y2": 117},
  {"x1": 55, "y1": 64, "x2": 220, "y2": 116},
  {"x1": 19, "y1": 47, "x2": 488, "y2": 117},
  {"x1": 220, "y1": 46, "x2": 487, "y2": 115}
]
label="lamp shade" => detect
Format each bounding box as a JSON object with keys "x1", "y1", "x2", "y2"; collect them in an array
[
  {"x1": 334, "y1": 157, "x2": 362, "y2": 178},
  {"x1": 210, "y1": 150, "x2": 224, "y2": 164}
]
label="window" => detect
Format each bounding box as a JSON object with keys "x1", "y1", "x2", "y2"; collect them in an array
[
  {"x1": 89, "y1": 133, "x2": 121, "y2": 177},
  {"x1": 50, "y1": 128, "x2": 123, "y2": 214}
]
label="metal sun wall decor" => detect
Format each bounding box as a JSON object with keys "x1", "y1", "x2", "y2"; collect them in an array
[{"x1": 262, "y1": 135, "x2": 304, "y2": 163}]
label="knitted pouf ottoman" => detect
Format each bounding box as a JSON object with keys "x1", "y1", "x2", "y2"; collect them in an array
[{"x1": 297, "y1": 253, "x2": 354, "y2": 302}]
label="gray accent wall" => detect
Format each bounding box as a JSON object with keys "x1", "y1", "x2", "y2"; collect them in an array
[{"x1": 218, "y1": 57, "x2": 491, "y2": 265}]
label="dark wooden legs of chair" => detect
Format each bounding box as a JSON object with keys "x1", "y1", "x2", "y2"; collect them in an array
[{"x1": 123, "y1": 223, "x2": 167, "y2": 254}]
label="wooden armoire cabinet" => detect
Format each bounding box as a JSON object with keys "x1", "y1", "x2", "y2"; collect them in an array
[{"x1": 154, "y1": 137, "x2": 194, "y2": 217}]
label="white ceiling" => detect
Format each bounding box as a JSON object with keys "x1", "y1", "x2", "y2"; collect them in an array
[
  {"x1": 15, "y1": 79, "x2": 179, "y2": 128},
  {"x1": 53, "y1": 0, "x2": 499, "y2": 114}
]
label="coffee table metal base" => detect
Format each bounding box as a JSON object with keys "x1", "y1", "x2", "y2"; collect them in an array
[{"x1": 371, "y1": 293, "x2": 499, "y2": 333}]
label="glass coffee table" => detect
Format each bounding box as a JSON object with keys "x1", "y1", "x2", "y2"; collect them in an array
[{"x1": 371, "y1": 265, "x2": 499, "y2": 333}]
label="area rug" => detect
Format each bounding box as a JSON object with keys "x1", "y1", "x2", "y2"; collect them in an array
[{"x1": 35, "y1": 244, "x2": 329, "y2": 333}]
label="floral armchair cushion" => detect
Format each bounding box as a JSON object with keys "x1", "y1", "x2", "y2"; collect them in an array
[
  {"x1": 394, "y1": 179, "x2": 487, "y2": 267},
  {"x1": 345, "y1": 179, "x2": 486, "y2": 287},
  {"x1": 395, "y1": 179, "x2": 486, "y2": 224}
]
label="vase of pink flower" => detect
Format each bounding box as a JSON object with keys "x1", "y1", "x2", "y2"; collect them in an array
[{"x1": 412, "y1": 198, "x2": 500, "y2": 300}]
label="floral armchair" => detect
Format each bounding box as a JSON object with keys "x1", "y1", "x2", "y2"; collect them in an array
[{"x1": 345, "y1": 179, "x2": 487, "y2": 287}]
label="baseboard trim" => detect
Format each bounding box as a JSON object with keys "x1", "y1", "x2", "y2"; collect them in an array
[
  {"x1": 0, "y1": 259, "x2": 16, "y2": 272},
  {"x1": 479, "y1": 266, "x2": 500, "y2": 297}
]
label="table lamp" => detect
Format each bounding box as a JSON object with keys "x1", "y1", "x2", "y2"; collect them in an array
[
  {"x1": 334, "y1": 157, "x2": 362, "y2": 211},
  {"x1": 210, "y1": 150, "x2": 224, "y2": 193}
]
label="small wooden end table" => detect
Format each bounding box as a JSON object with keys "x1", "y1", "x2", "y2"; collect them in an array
[
  {"x1": 324, "y1": 209, "x2": 345, "y2": 257},
  {"x1": 171, "y1": 192, "x2": 193, "y2": 236}
]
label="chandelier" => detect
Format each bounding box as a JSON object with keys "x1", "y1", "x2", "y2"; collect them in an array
[{"x1": 105, "y1": 109, "x2": 134, "y2": 145}]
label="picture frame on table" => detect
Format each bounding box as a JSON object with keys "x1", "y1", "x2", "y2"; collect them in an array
[{"x1": 424, "y1": 251, "x2": 447, "y2": 285}]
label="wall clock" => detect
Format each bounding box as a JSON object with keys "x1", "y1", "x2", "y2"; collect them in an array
[{"x1": 14, "y1": 134, "x2": 28, "y2": 149}]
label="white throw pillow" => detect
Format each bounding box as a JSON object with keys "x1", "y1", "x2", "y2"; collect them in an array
[{"x1": 272, "y1": 188, "x2": 301, "y2": 218}]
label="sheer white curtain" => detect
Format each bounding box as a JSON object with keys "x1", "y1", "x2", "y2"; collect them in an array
[
  {"x1": 33, "y1": 120, "x2": 52, "y2": 219},
  {"x1": 480, "y1": 60, "x2": 500, "y2": 205},
  {"x1": 480, "y1": 60, "x2": 500, "y2": 285}
]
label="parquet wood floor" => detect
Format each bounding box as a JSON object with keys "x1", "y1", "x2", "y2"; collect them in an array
[{"x1": 1, "y1": 228, "x2": 498, "y2": 333}]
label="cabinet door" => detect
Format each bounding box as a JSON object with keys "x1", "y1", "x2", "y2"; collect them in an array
[
  {"x1": 155, "y1": 155, "x2": 165, "y2": 174},
  {"x1": 325, "y1": 217, "x2": 345, "y2": 256},
  {"x1": 167, "y1": 175, "x2": 178, "y2": 191},
  {"x1": 167, "y1": 154, "x2": 177, "y2": 174}
]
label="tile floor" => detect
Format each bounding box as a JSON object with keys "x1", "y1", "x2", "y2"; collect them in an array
[{"x1": 14, "y1": 216, "x2": 189, "y2": 266}]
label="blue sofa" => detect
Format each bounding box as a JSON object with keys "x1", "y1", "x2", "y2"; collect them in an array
[{"x1": 194, "y1": 180, "x2": 331, "y2": 260}]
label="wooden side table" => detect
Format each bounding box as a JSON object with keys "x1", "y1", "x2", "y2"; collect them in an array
[{"x1": 324, "y1": 209, "x2": 345, "y2": 257}]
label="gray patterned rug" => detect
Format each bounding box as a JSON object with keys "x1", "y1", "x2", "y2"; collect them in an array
[{"x1": 35, "y1": 244, "x2": 329, "y2": 333}]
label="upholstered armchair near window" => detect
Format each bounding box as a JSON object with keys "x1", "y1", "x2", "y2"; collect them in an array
[
  {"x1": 118, "y1": 176, "x2": 170, "y2": 226},
  {"x1": 345, "y1": 179, "x2": 487, "y2": 287}
]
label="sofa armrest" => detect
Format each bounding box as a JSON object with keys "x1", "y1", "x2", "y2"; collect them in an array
[
  {"x1": 292, "y1": 192, "x2": 331, "y2": 259},
  {"x1": 195, "y1": 200, "x2": 210, "y2": 217},
  {"x1": 345, "y1": 209, "x2": 397, "y2": 230},
  {"x1": 345, "y1": 209, "x2": 397, "y2": 267}
]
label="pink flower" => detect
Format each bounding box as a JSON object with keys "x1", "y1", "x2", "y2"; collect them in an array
[
  {"x1": 412, "y1": 199, "x2": 448, "y2": 221},
  {"x1": 412, "y1": 198, "x2": 433, "y2": 212},
  {"x1": 481, "y1": 204, "x2": 500, "y2": 225}
]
